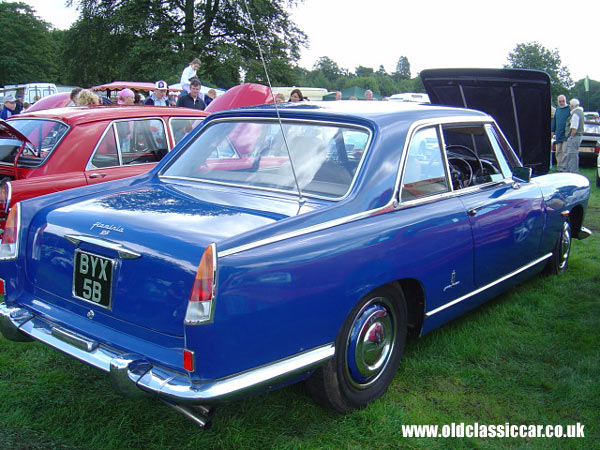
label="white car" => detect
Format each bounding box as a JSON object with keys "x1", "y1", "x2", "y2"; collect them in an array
[{"x1": 596, "y1": 152, "x2": 600, "y2": 186}]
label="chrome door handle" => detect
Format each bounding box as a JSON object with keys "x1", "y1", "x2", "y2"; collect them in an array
[
  {"x1": 88, "y1": 173, "x2": 106, "y2": 179},
  {"x1": 467, "y1": 205, "x2": 485, "y2": 216}
]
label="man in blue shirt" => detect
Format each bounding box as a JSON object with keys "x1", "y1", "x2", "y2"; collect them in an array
[{"x1": 551, "y1": 94, "x2": 570, "y2": 172}]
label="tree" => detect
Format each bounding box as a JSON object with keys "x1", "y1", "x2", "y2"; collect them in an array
[
  {"x1": 393, "y1": 56, "x2": 410, "y2": 81},
  {"x1": 66, "y1": 0, "x2": 307, "y2": 88},
  {"x1": 505, "y1": 41, "x2": 573, "y2": 97},
  {"x1": 0, "y1": 2, "x2": 60, "y2": 85},
  {"x1": 355, "y1": 66, "x2": 374, "y2": 78},
  {"x1": 570, "y1": 78, "x2": 600, "y2": 112}
]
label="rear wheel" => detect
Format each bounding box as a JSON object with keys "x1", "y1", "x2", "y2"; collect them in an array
[
  {"x1": 306, "y1": 286, "x2": 407, "y2": 413},
  {"x1": 546, "y1": 220, "x2": 571, "y2": 275},
  {"x1": 595, "y1": 168, "x2": 600, "y2": 187}
]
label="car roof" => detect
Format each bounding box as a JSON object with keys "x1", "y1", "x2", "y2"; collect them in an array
[
  {"x1": 207, "y1": 100, "x2": 489, "y2": 124},
  {"x1": 13, "y1": 105, "x2": 209, "y2": 126}
]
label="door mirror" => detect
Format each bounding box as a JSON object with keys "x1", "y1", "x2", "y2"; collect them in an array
[{"x1": 512, "y1": 166, "x2": 532, "y2": 183}]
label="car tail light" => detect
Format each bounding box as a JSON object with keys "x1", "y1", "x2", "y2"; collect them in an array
[
  {"x1": 183, "y1": 349, "x2": 195, "y2": 372},
  {"x1": 595, "y1": 146, "x2": 600, "y2": 154},
  {"x1": 0, "y1": 182, "x2": 11, "y2": 218},
  {"x1": 0, "y1": 203, "x2": 20, "y2": 259},
  {"x1": 185, "y1": 243, "x2": 216, "y2": 325}
]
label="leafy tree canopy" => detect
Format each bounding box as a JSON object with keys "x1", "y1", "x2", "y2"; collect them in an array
[
  {"x1": 65, "y1": 0, "x2": 307, "y2": 88},
  {"x1": 0, "y1": 2, "x2": 60, "y2": 85},
  {"x1": 505, "y1": 41, "x2": 573, "y2": 97},
  {"x1": 394, "y1": 56, "x2": 410, "y2": 81}
]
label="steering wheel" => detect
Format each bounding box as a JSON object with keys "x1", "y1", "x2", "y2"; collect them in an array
[
  {"x1": 446, "y1": 145, "x2": 484, "y2": 185},
  {"x1": 448, "y1": 157, "x2": 473, "y2": 189}
]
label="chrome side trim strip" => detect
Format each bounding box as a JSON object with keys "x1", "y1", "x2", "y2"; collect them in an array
[
  {"x1": 425, "y1": 253, "x2": 552, "y2": 317},
  {"x1": 218, "y1": 208, "x2": 377, "y2": 257},
  {"x1": 65, "y1": 234, "x2": 141, "y2": 259}
]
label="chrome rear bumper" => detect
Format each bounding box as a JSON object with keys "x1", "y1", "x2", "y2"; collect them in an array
[{"x1": 0, "y1": 302, "x2": 335, "y2": 404}]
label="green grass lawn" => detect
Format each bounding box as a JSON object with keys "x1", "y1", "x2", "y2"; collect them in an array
[{"x1": 1, "y1": 169, "x2": 598, "y2": 450}]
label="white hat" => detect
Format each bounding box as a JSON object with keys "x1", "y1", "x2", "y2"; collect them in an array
[
  {"x1": 155, "y1": 80, "x2": 168, "y2": 90},
  {"x1": 3, "y1": 94, "x2": 16, "y2": 103}
]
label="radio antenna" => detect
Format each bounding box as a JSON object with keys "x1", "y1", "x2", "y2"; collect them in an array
[{"x1": 241, "y1": 0, "x2": 305, "y2": 205}]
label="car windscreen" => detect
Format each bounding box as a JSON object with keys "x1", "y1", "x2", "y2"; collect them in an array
[
  {"x1": 1, "y1": 119, "x2": 69, "y2": 167},
  {"x1": 161, "y1": 120, "x2": 370, "y2": 199}
]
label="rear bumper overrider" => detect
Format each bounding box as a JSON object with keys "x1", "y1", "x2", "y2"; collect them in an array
[{"x1": 0, "y1": 302, "x2": 334, "y2": 404}]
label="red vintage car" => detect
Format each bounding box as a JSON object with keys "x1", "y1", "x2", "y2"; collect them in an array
[
  {"x1": 0, "y1": 106, "x2": 208, "y2": 229},
  {"x1": 0, "y1": 83, "x2": 278, "y2": 231}
]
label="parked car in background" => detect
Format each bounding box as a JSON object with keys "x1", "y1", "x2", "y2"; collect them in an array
[
  {"x1": 387, "y1": 92, "x2": 431, "y2": 103},
  {"x1": 579, "y1": 121, "x2": 600, "y2": 167},
  {"x1": 596, "y1": 152, "x2": 600, "y2": 186},
  {"x1": 0, "y1": 83, "x2": 274, "y2": 231},
  {"x1": 584, "y1": 111, "x2": 599, "y2": 123},
  {"x1": 0, "y1": 70, "x2": 592, "y2": 428},
  {"x1": 23, "y1": 92, "x2": 71, "y2": 112},
  {"x1": 0, "y1": 106, "x2": 208, "y2": 230}
]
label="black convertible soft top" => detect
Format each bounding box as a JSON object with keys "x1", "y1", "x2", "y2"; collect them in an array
[{"x1": 421, "y1": 68, "x2": 551, "y2": 175}]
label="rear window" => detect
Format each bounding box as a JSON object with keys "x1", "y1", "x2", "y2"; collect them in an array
[
  {"x1": 0, "y1": 119, "x2": 68, "y2": 167},
  {"x1": 161, "y1": 120, "x2": 370, "y2": 199}
]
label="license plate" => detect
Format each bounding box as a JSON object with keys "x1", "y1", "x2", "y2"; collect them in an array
[{"x1": 72, "y1": 250, "x2": 115, "y2": 309}]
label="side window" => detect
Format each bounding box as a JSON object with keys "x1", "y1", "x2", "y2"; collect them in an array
[
  {"x1": 91, "y1": 126, "x2": 119, "y2": 168},
  {"x1": 171, "y1": 118, "x2": 203, "y2": 145},
  {"x1": 117, "y1": 119, "x2": 168, "y2": 165},
  {"x1": 442, "y1": 123, "x2": 505, "y2": 190},
  {"x1": 401, "y1": 127, "x2": 449, "y2": 202},
  {"x1": 486, "y1": 124, "x2": 519, "y2": 174}
]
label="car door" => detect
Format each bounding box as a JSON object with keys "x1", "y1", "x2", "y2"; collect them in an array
[
  {"x1": 442, "y1": 122, "x2": 544, "y2": 288},
  {"x1": 398, "y1": 125, "x2": 476, "y2": 326},
  {"x1": 85, "y1": 118, "x2": 168, "y2": 185}
]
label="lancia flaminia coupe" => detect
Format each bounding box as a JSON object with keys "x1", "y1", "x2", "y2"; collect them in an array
[{"x1": 0, "y1": 70, "x2": 592, "y2": 428}]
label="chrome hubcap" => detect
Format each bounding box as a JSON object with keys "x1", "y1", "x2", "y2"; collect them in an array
[
  {"x1": 346, "y1": 297, "x2": 396, "y2": 389},
  {"x1": 558, "y1": 221, "x2": 571, "y2": 270}
]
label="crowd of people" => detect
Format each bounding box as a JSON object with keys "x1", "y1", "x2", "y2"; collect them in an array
[
  {"x1": 2, "y1": 57, "x2": 385, "y2": 120},
  {"x1": 5, "y1": 60, "x2": 585, "y2": 177},
  {"x1": 551, "y1": 95, "x2": 585, "y2": 173}
]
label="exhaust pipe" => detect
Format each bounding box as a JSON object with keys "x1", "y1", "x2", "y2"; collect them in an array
[{"x1": 161, "y1": 400, "x2": 214, "y2": 429}]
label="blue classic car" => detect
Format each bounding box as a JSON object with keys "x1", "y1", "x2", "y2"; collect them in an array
[{"x1": 0, "y1": 70, "x2": 592, "y2": 428}]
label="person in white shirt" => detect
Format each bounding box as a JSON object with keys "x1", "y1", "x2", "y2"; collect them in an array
[
  {"x1": 565, "y1": 98, "x2": 584, "y2": 173},
  {"x1": 180, "y1": 58, "x2": 201, "y2": 94}
]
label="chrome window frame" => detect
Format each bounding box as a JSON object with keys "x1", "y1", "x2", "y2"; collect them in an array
[
  {"x1": 395, "y1": 116, "x2": 515, "y2": 208},
  {"x1": 0, "y1": 118, "x2": 71, "y2": 168},
  {"x1": 85, "y1": 117, "x2": 169, "y2": 171},
  {"x1": 218, "y1": 115, "x2": 518, "y2": 259},
  {"x1": 398, "y1": 124, "x2": 451, "y2": 203},
  {"x1": 159, "y1": 117, "x2": 373, "y2": 202}
]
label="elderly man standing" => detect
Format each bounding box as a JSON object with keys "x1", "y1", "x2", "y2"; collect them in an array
[
  {"x1": 565, "y1": 98, "x2": 584, "y2": 173},
  {"x1": 144, "y1": 80, "x2": 169, "y2": 106},
  {"x1": 551, "y1": 95, "x2": 570, "y2": 172}
]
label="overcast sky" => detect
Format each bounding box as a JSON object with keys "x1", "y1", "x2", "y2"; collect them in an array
[{"x1": 23, "y1": 0, "x2": 600, "y2": 84}]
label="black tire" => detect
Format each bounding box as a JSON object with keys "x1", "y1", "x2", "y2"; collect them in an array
[
  {"x1": 546, "y1": 220, "x2": 571, "y2": 275},
  {"x1": 306, "y1": 286, "x2": 407, "y2": 413},
  {"x1": 595, "y1": 168, "x2": 600, "y2": 187}
]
